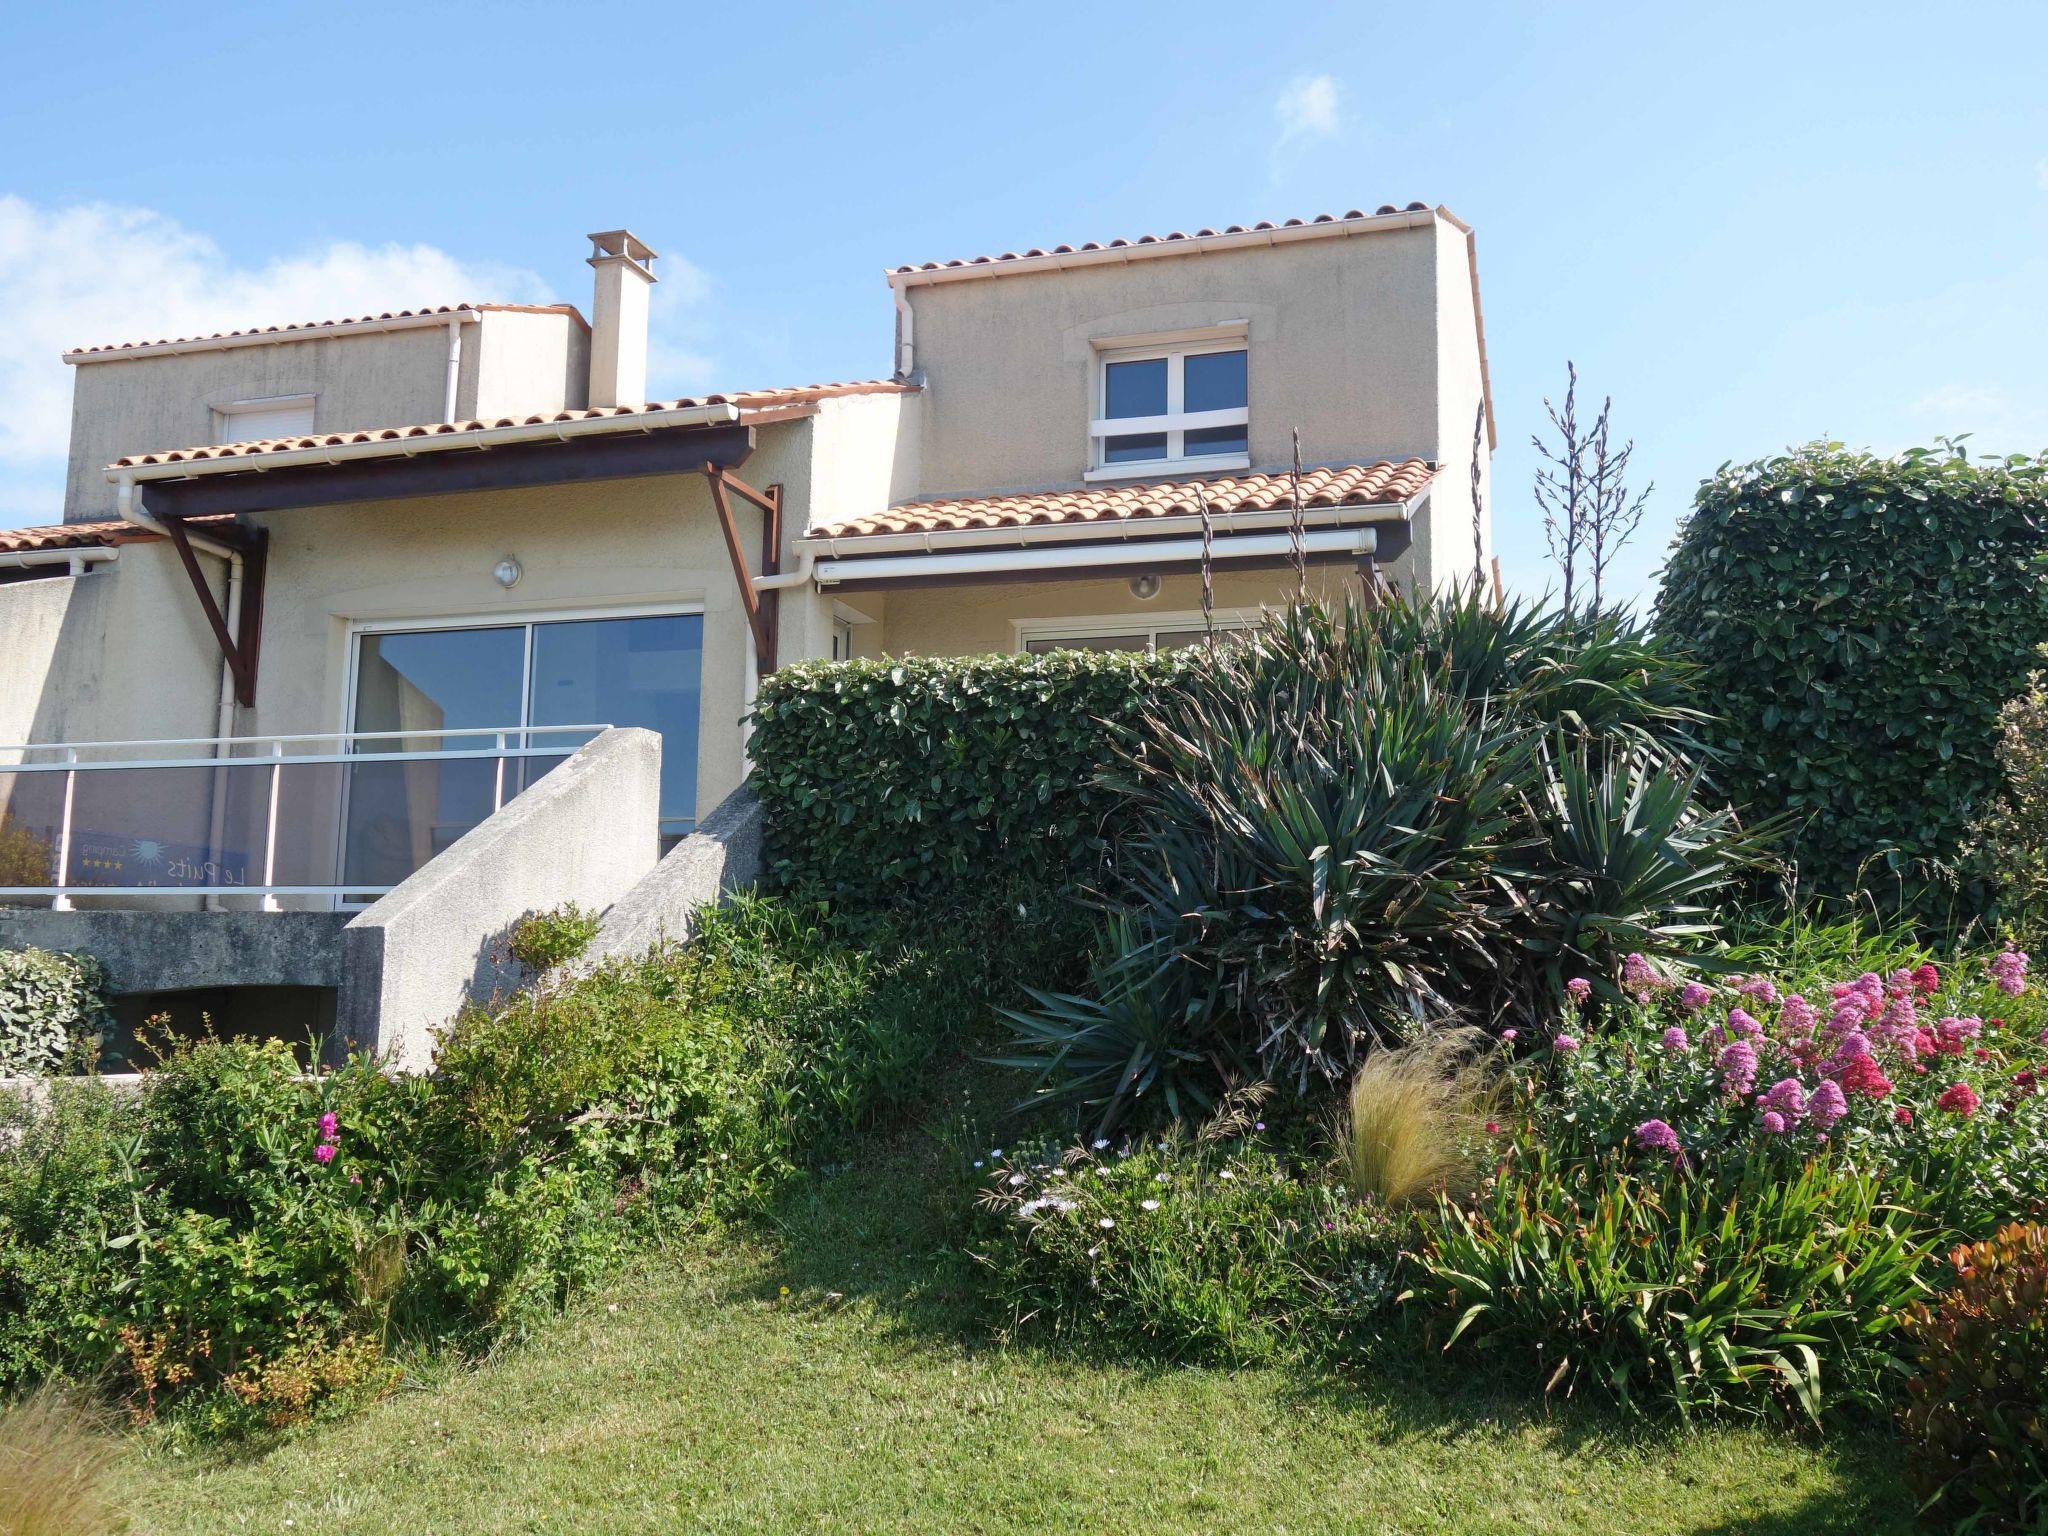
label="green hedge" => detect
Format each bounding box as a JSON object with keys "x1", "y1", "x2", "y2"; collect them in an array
[
  {"x1": 748, "y1": 650, "x2": 1193, "y2": 902},
  {"x1": 1657, "y1": 443, "x2": 2048, "y2": 907}
]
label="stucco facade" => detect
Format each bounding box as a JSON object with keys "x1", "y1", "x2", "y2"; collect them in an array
[{"x1": 4, "y1": 207, "x2": 1495, "y2": 911}]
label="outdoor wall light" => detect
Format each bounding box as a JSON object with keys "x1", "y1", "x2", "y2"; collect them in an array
[
  {"x1": 1128, "y1": 572, "x2": 1162, "y2": 601},
  {"x1": 492, "y1": 557, "x2": 523, "y2": 589}
]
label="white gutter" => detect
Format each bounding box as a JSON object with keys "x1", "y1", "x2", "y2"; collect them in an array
[
  {"x1": 65, "y1": 309, "x2": 485, "y2": 365},
  {"x1": 813, "y1": 527, "x2": 1378, "y2": 588},
  {"x1": 443, "y1": 317, "x2": 464, "y2": 422},
  {"x1": 893, "y1": 285, "x2": 915, "y2": 378},
  {"x1": 105, "y1": 400, "x2": 744, "y2": 485},
  {"x1": 886, "y1": 207, "x2": 1437, "y2": 292},
  {"x1": 794, "y1": 499, "x2": 1414, "y2": 559},
  {"x1": 0, "y1": 547, "x2": 118, "y2": 576}
]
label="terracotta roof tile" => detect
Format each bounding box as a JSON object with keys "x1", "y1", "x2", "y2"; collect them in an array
[
  {"x1": 808, "y1": 461, "x2": 1434, "y2": 541},
  {"x1": 67, "y1": 303, "x2": 588, "y2": 359},
  {"x1": 0, "y1": 515, "x2": 236, "y2": 554},
  {"x1": 891, "y1": 205, "x2": 1433, "y2": 275},
  {"x1": 108, "y1": 381, "x2": 916, "y2": 470}
]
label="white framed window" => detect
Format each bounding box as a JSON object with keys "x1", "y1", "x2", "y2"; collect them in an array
[
  {"x1": 1015, "y1": 609, "x2": 1257, "y2": 654},
  {"x1": 215, "y1": 393, "x2": 315, "y2": 443},
  {"x1": 1087, "y1": 332, "x2": 1249, "y2": 481}
]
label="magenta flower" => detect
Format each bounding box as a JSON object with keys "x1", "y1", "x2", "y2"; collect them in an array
[
  {"x1": 1726, "y1": 1007, "x2": 1762, "y2": 1040},
  {"x1": 1552, "y1": 1033, "x2": 1580, "y2": 1053},
  {"x1": 317, "y1": 1111, "x2": 340, "y2": 1143},
  {"x1": 1990, "y1": 946, "x2": 2029, "y2": 998},
  {"x1": 1678, "y1": 981, "x2": 1712, "y2": 1014},
  {"x1": 1717, "y1": 1039, "x2": 1759, "y2": 1097},
  {"x1": 1565, "y1": 977, "x2": 1592, "y2": 1006},
  {"x1": 1737, "y1": 975, "x2": 1781, "y2": 1007},
  {"x1": 1760, "y1": 1077, "x2": 1807, "y2": 1125},
  {"x1": 313, "y1": 1143, "x2": 337, "y2": 1165},
  {"x1": 1622, "y1": 952, "x2": 1657, "y2": 991},
  {"x1": 1936, "y1": 1082, "x2": 1981, "y2": 1118},
  {"x1": 1661, "y1": 1025, "x2": 1690, "y2": 1054},
  {"x1": 1633, "y1": 1119, "x2": 1681, "y2": 1155},
  {"x1": 1760, "y1": 1111, "x2": 1787, "y2": 1135},
  {"x1": 1808, "y1": 1080, "x2": 1849, "y2": 1130},
  {"x1": 1779, "y1": 994, "x2": 1817, "y2": 1036}
]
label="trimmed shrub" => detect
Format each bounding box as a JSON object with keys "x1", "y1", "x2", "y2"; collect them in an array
[
  {"x1": 1901, "y1": 1223, "x2": 2048, "y2": 1532},
  {"x1": 0, "y1": 947, "x2": 108, "y2": 1076},
  {"x1": 749, "y1": 648, "x2": 1190, "y2": 902},
  {"x1": 1657, "y1": 443, "x2": 2048, "y2": 908}
]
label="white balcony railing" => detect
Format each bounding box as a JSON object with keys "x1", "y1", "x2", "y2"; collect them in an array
[{"x1": 0, "y1": 724, "x2": 609, "y2": 910}]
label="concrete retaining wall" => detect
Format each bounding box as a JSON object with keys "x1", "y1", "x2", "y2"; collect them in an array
[
  {"x1": 337, "y1": 726, "x2": 662, "y2": 1070},
  {"x1": 0, "y1": 908, "x2": 348, "y2": 994},
  {"x1": 584, "y1": 783, "x2": 761, "y2": 965}
]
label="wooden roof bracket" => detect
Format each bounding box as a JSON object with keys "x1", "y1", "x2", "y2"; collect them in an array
[
  {"x1": 704, "y1": 466, "x2": 782, "y2": 675},
  {"x1": 160, "y1": 516, "x2": 268, "y2": 708}
]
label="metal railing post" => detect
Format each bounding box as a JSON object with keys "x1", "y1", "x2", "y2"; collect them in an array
[
  {"x1": 493, "y1": 731, "x2": 506, "y2": 812},
  {"x1": 51, "y1": 748, "x2": 77, "y2": 912},
  {"x1": 260, "y1": 739, "x2": 284, "y2": 912}
]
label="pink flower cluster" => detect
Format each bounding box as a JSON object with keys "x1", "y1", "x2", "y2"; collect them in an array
[
  {"x1": 313, "y1": 1110, "x2": 340, "y2": 1165},
  {"x1": 1991, "y1": 946, "x2": 2030, "y2": 998}
]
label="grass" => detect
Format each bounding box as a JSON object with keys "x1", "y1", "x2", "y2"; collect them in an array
[
  {"x1": 0, "y1": 1389, "x2": 121, "y2": 1536},
  {"x1": 107, "y1": 1098, "x2": 1922, "y2": 1535},
  {"x1": 1343, "y1": 1028, "x2": 1499, "y2": 1206}
]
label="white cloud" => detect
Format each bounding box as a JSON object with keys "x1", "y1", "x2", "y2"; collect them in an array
[
  {"x1": 0, "y1": 197, "x2": 721, "y2": 524},
  {"x1": 1273, "y1": 74, "x2": 1342, "y2": 152},
  {"x1": 1907, "y1": 382, "x2": 2048, "y2": 452}
]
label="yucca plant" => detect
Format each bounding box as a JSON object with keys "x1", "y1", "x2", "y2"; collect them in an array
[{"x1": 1000, "y1": 587, "x2": 1769, "y2": 1128}]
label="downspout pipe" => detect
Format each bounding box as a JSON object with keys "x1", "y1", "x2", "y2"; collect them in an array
[{"x1": 442, "y1": 316, "x2": 463, "y2": 422}]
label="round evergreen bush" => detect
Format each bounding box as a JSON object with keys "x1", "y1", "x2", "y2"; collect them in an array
[{"x1": 1657, "y1": 443, "x2": 2048, "y2": 908}]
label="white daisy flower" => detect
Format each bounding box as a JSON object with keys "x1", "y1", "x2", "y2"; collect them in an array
[
  {"x1": 1141, "y1": 1199, "x2": 1161, "y2": 1211},
  {"x1": 1098, "y1": 1217, "x2": 1116, "y2": 1229}
]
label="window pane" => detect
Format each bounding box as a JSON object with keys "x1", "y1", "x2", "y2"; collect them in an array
[
  {"x1": 1185, "y1": 425, "x2": 1249, "y2": 457},
  {"x1": 1103, "y1": 357, "x2": 1168, "y2": 419},
  {"x1": 1024, "y1": 635, "x2": 1150, "y2": 653},
  {"x1": 345, "y1": 626, "x2": 525, "y2": 890},
  {"x1": 530, "y1": 614, "x2": 703, "y2": 838},
  {"x1": 1104, "y1": 432, "x2": 1168, "y2": 464},
  {"x1": 1183, "y1": 349, "x2": 1247, "y2": 412}
]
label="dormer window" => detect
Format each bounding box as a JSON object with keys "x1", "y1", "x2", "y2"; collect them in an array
[{"x1": 1088, "y1": 331, "x2": 1248, "y2": 481}]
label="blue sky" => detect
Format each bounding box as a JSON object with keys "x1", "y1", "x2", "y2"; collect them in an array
[{"x1": 4, "y1": 0, "x2": 2044, "y2": 604}]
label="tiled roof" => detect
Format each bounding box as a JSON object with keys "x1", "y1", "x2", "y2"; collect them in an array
[
  {"x1": 806, "y1": 461, "x2": 1434, "y2": 542},
  {"x1": 0, "y1": 515, "x2": 236, "y2": 554},
  {"x1": 891, "y1": 205, "x2": 1433, "y2": 275},
  {"x1": 66, "y1": 303, "x2": 588, "y2": 359},
  {"x1": 109, "y1": 381, "x2": 917, "y2": 470}
]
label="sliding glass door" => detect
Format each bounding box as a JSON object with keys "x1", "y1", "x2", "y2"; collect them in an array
[{"x1": 341, "y1": 609, "x2": 702, "y2": 892}]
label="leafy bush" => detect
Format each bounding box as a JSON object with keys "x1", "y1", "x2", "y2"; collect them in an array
[
  {"x1": 1420, "y1": 1138, "x2": 1933, "y2": 1424},
  {"x1": 1002, "y1": 591, "x2": 1768, "y2": 1130},
  {"x1": 1539, "y1": 941, "x2": 2048, "y2": 1239},
  {"x1": 749, "y1": 648, "x2": 1189, "y2": 903},
  {"x1": 0, "y1": 948, "x2": 108, "y2": 1076},
  {"x1": 1901, "y1": 1223, "x2": 2048, "y2": 1532},
  {"x1": 1657, "y1": 442, "x2": 2048, "y2": 910},
  {"x1": 967, "y1": 1118, "x2": 1400, "y2": 1364},
  {"x1": 504, "y1": 902, "x2": 600, "y2": 975},
  {"x1": 0, "y1": 895, "x2": 1023, "y2": 1432},
  {"x1": 1970, "y1": 674, "x2": 2048, "y2": 935}
]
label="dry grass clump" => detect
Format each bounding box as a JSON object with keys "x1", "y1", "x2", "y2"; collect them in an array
[
  {"x1": 1342, "y1": 1027, "x2": 1499, "y2": 1206},
  {"x1": 0, "y1": 1388, "x2": 123, "y2": 1536}
]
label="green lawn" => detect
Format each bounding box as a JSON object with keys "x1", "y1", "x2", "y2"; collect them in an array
[{"x1": 113, "y1": 1120, "x2": 1921, "y2": 1536}]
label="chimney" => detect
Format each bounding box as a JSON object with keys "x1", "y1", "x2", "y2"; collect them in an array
[{"x1": 586, "y1": 229, "x2": 657, "y2": 408}]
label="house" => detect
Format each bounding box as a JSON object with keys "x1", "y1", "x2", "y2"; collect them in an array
[{"x1": 0, "y1": 204, "x2": 1494, "y2": 1062}]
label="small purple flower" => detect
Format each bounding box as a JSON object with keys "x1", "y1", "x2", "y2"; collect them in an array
[
  {"x1": 1678, "y1": 981, "x2": 1712, "y2": 1013},
  {"x1": 1726, "y1": 1008, "x2": 1762, "y2": 1040},
  {"x1": 313, "y1": 1143, "x2": 337, "y2": 1165},
  {"x1": 1717, "y1": 1039, "x2": 1759, "y2": 1097},
  {"x1": 1779, "y1": 994, "x2": 1817, "y2": 1036},
  {"x1": 1552, "y1": 1033, "x2": 1580, "y2": 1053},
  {"x1": 1760, "y1": 1111, "x2": 1787, "y2": 1135},
  {"x1": 1622, "y1": 953, "x2": 1657, "y2": 990},
  {"x1": 1566, "y1": 977, "x2": 1592, "y2": 1006},
  {"x1": 1633, "y1": 1119, "x2": 1680, "y2": 1155},
  {"x1": 1759, "y1": 1077, "x2": 1807, "y2": 1126},
  {"x1": 1501, "y1": 1028, "x2": 1518, "y2": 1042},
  {"x1": 1808, "y1": 1080, "x2": 1849, "y2": 1130},
  {"x1": 1661, "y1": 1026, "x2": 1690, "y2": 1054},
  {"x1": 317, "y1": 1111, "x2": 340, "y2": 1144},
  {"x1": 1989, "y1": 946, "x2": 2029, "y2": 998}
]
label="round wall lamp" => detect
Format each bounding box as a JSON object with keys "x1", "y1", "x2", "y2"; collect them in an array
[
  {"x1": 1128, "y1": 572, "x2": 1162, "y2": 601},
  {"x1": 492, "y1": 557, "x2": 523, "y2": 589}
]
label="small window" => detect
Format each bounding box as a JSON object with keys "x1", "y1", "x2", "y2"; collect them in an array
[
  {"x1": 215, "y1": 394, "x2": 315, "y2": 443},
  {"x1": 1091, "y1": 341, "x2": 1248, "y2": 479}
]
